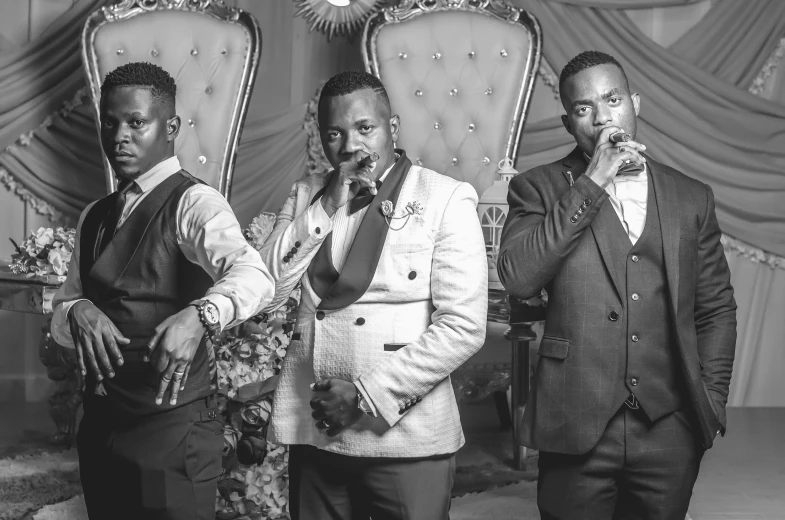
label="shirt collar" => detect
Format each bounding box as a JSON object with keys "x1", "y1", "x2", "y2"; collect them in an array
[
  {"x1": 376, "y1": 153, "x2": 400, "y2": 184},
  {"x1": 132, "y1": 156, "x2": 182, "y2": 193}
]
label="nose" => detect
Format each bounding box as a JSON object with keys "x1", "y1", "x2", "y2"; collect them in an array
[
  {"x1": 593, "y1": 103, "x2": 612, "y2": 126},
  {"x1": 340, "y1": 130, "x2": 363, "y2": 156},
  {"x1": 108, "y1": 123, "x2": 130, "y2": 145}
]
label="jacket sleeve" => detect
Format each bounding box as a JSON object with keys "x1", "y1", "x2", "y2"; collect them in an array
[
  {"x1": 497, "y1": 172, "x2": 608, "y2": 300},
  {"x1": 694, "y1": 184, "x2": 737, "y2": 434},
  {"x1": 357, "y1": 182, "x2": 488, "y2": 427},
  {"x1": 258, "y1": 182, "x2": 333, "y2": 313}
]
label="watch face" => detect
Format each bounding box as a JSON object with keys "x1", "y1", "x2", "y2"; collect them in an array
[{"x1": 202, "y1": 302, "x2": 220, "y2": 326}]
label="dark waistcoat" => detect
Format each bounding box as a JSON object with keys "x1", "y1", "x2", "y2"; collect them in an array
[
  {"x1": 610, "y1": 173, "x2": 684, "y2": 422},
  {"x1": 79, "y1": 170, "x2": 214, "y2": 418}
]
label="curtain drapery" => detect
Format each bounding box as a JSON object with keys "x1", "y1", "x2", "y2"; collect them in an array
[{"x1": 512, "y1": 0, "x2": 785, "y2": 256}]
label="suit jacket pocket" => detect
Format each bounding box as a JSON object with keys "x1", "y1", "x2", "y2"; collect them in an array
[{"x1": 538, "y1": 336, "x2": 569, "y2": 360}]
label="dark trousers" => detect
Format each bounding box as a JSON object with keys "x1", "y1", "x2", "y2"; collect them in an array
[
  {"x1": 77, "y1": 395, "x2": 223, "y2": 520},
  {"x1": 289, "y1": 444, "x2": 455, "y2": 520},
  {"x1": 537, "y1": 406, "x2": 704, "y2": 520}
]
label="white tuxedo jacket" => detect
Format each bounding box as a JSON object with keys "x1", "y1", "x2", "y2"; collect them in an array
[{"x1": 260, "y1": 153, "x2": 487, "y2": 458}]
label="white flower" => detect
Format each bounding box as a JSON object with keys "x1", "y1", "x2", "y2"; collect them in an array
[
  {"x1": 246, "y1": 213, "x2": 277, "y2": 250},
  {"x1": 48, "y1": 248, "x2": 68, "y2": 275},
  {"x1": 33, "y1": 227, "x2": 54, "y2": 250},
  {"x1": 381, "y1": 200, "x2": 394, "y2": 217}
]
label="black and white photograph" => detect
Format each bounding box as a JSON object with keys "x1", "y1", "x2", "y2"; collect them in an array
[{"x1": 0, "y1": 0, "x2": 783, "y2": 519}]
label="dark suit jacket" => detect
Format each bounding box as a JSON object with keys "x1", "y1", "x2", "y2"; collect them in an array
[{"x1": 498, "y1": 147, "x2": 737, "y2": 454}]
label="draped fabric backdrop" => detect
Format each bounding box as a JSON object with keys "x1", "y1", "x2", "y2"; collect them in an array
[{"x1": 0, "y1": 0, "x2": 783, "y2": 405}]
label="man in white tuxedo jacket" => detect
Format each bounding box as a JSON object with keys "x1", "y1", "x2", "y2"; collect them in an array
[{"x1": 260, "y1": 71, "x2": 487, "y2": 519}]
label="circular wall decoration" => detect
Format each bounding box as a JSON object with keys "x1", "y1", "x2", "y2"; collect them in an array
[{"x1": 293, "y1": 0, "x2": 387, "y2": 41}]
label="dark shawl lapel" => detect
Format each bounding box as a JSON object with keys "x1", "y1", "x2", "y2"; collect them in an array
[
  {"x1": 307, "y1": 150, "x2": 412, "y2": 310},
  {"x1": 79, "y1": 171, "x2": 192, "y2": 301}
]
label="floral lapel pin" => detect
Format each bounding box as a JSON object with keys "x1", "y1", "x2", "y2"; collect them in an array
[{"x1": 381, "y1": 200, "x2": 424, "y2": 230}]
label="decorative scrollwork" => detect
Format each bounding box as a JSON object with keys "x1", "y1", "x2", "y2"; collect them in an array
[{"x1": 103, "y1": 0, "x2": 239, "y2": 23}]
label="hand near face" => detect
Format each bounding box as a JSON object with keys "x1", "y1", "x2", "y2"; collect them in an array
[
  {"x1": 320, "y1": 151, "x2": 379, "y2": 217},
  {"x1": 68, "y1": 300, "x2": 130, "y2": 381},
  {"x1": 145, "y1": 305, "x2": 206, "y2": 405},
  {"x1": 310, "y1": 378, "x2": 364, "y2": 437},
  {"x1": 585, "y1": 126, "x2": 647, "y2": 188}
]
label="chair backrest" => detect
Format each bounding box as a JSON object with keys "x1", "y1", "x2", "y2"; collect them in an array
[
  {"x1": 81, "y1": 0, "x2": 261, "y2": 198},
  {"x1": 362, "y1": 0, "x2": 541, "y2": 193}
]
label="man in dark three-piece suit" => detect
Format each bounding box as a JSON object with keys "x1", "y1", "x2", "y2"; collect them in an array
[{"x1": 498, "y1": 51, "x2": 737, "y2": 519}]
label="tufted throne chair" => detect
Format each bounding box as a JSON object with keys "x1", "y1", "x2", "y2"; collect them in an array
[
  {"x1": 81, "y1": 0, "x2": 261, "y2": 197},
  {"x1": 363, "y1": 0, "x2": 542, "y2": 467}
]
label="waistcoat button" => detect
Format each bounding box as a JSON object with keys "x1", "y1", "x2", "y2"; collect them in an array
[{"x1": 608, "y1": 311, "x2": 619, "y2": 321}]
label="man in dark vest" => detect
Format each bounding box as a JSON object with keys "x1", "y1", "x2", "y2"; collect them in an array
[
  {"x1": 50, "y1": 62, "x2": 275, "y2": 519},
  {"x1": 498, "y1": 51, "x2": 737, "y2": 519}
]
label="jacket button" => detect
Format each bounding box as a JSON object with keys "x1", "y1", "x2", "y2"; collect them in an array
[
  {"x1": 570, "y1": 216, "x2": 578, "y2": 223},
  {"x1": 631, "y1": 334, "x2": 639, "y2": 342},
  {"x1": 295, "y1": 241, "x2": 301, "y2": 247},
  {"x1": 631, "y1": 254, "x2": 639, "y2": 262},
  {"x1": 356, "y1": 317, "x2": 365, "y2": 325},
  {"x1": 316, "y1": 311, "x2": 325, "y2": 320},
  {"x1": 631, "y1": 293, "x2": 639, "y2": 301},
  {"x1": 315, "y1": 227, "x2": 321, "y2": 234},
  {"x1": 630, "y1": 377, "x2": 639, "y2": 386},
  {"x1": 408, "y1": 271, "x2": 417, "y2": 280},
  {"x1": 291, "y1": 247, "x2": 297, "y2": 254},
  {"x1": 283, "y1": 256, "x2": 290, "y2": 263},
  {"x1": 584, "y1": 198, "x2": 592, "y2": 205},
  {"x1": 608, "y1": 311, "x2": 619, "y2": 321}
]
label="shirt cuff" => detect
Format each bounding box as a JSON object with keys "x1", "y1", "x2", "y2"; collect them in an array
[
  {"x1": 308, "y1": 197, "x2": 334, "y2": 238},
  {"x1": 354, "y1": 380, "x2": 379, "y2": 418},
  {"x1": 196, "y1": 294, "x2": 235, "y2": 330}
]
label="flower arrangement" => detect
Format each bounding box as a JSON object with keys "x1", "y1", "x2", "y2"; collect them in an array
[
  {"x1": 8, "y1": 226, "x2": 76, "y2": 279},
  {"x1": 215, "y1": 213, "x2": 296, "y2": 520}
]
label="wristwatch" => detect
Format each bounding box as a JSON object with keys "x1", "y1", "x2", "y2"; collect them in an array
[
  {"x1": 190, "y1": 299, "x2": 221, "y2": 342},
  {"x1": 357, "y1": 392, "x2": 375, "y2": 416}
]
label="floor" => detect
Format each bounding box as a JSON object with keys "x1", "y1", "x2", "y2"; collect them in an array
[{"x1": 1, "y1": 401, "x2": 784, "y2": 519}]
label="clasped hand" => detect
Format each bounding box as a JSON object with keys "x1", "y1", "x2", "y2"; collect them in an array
[
  {"x1": 586, "y1": 126, "x2": 647, "y2": 188},
  {"x1": 310, "y1": 378, "x2": 364, "y2": 437},
  {"x1": 320, "y1": 151, "x2": 379, "y2": 217}
]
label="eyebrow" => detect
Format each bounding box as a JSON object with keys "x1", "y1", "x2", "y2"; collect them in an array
[
  {"x1": 571, "y1": 88, "x2": 624, "y2": 109},
  {"x1": 325, "y1": 118, "x2": 374, "y2": 131}
]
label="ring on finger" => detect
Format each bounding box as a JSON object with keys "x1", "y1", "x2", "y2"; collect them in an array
[
  {"x1": 319, "y1": 419, "x2": 332, "y2": 429},
  {"x1": 619, "y1": 147, "x2": 626, "y2": 152}
]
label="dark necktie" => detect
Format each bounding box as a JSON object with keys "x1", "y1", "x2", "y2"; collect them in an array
[
  {"x1": 98, "y1": 179, "x2": 135, "y2": 256},
  {"x1": 348, "y1": 179, "x2": 383, "y2": 215}
]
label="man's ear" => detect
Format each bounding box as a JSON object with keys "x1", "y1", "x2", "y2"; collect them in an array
[
  {"x1": 632, "y1": 93, "x2": 641, "y2": 116},
  {"x1": 561, "y1": 114, "x2": 573, "y2": 136},
  {"x1": 167, "y1": 115, "x2": 181, "y2": 142},
  {"x1": 390, "y1": 114, "x2": 400, "y2": 144}
]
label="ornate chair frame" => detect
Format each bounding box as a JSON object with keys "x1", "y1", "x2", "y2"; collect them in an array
[
  {"x1": 362, "y1": 0, "x2": 542, "y2": 169},
  {"x1": 81, "y1": 0, "x2": 261, "y2": 198}
]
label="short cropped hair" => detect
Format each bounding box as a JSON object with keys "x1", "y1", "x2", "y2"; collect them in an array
[
  {"x1": 101, "y1": 62, "x2": 176, "y2": 108},
  {"x1": 559, "y1": 50, "x2": 629, "y2": 102},
  {"x1": 318, "y1": 70, "x2": 390, "y2": 122}
]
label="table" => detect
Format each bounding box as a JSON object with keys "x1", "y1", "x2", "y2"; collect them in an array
[{"x1": 0, "y1": 264, "x2": 81, "y2": 446}]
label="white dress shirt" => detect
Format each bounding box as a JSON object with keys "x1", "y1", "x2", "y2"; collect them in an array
[
  {"x1": 605, "y1": 165, "x2": 649, "y2": 245},
  {"x1": 50, "y1": 156, "x2": 275, "y2": 348}
]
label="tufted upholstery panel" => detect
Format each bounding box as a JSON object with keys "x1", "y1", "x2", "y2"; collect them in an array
[
  {"x1": 84, "y1": 6, "x2": 259, "y2": 197},
  {"x1": 369, "y1": 8, "x2": 538, "y2": 191}
]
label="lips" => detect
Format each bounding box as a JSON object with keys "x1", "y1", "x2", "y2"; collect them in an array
[{"x1": 112, "y1": 151, "x2": 134, "y2": 162}]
